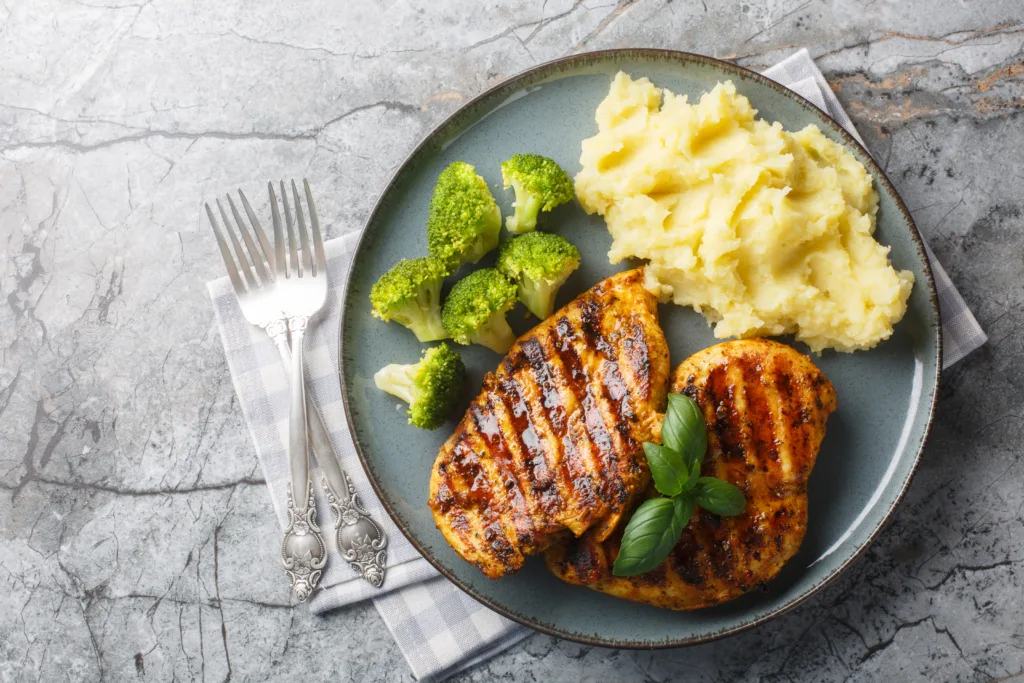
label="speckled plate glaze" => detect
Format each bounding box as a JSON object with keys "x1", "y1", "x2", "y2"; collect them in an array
[{"x1": 339, "y1": 49, "x2": 940, "y2": 648}]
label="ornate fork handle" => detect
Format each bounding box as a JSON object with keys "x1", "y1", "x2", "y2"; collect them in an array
[
  {"x1": 263, "y1": 319, "x2": 289, "y2": 346},
  {"x1": 281, "y1": 314, "x2": 327, "y2": 601},
  {"x1": 268, "y1": 326, "x2": 389, "y2": 589},
  {"x1": 307, "y1": 394, "x2": 388, "y2": 586},
  {"x1": 281, "y1": 482, "x2": 327, "y2": 601},
  {"x1": 323, "y1": 473, "x2": 388, "y2": 587}
]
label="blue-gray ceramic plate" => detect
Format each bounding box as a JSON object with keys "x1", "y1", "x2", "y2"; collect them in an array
[{"x1": 339, "y1": 49, "x2": 940, "y2": 647}]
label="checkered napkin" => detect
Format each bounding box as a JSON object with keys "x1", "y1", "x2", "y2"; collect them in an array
[
  {"x1": 208, "y1": 235, "x2": 532, "y2": 681},
  {"x1": 207, "y1": 51, "x2": 986, "y2": 682}
]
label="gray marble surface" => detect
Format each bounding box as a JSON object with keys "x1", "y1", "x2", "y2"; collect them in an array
[{"x1": 1, "y1": 0, "x2": 1022, "y2": 681}]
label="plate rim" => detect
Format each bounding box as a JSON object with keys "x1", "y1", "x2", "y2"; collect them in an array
[{"x1": 338, "y1": 48, "x2": 942, "y2": 648}]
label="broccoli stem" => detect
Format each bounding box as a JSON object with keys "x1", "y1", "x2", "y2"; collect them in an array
[
  {"x1": 407, "y1": 313, "x2": 447, "y2": 342},
  {"x1": 474, "y1": 311, "x2": 516, "y2": 354},
  {"x1": 413, "y1": 283, "x2": 448, "y2": 341},
  {"x1": 462, "y1": 203, "x2": 503, "y2": 263},
  {"x1": 517, "y1": 279, "x2": 560, "y2": 320},
  {"x1": 507, "y1": 178, "x2": 543, "y2": 234},
  {"x1": 396, "y1": 280, "x2": 447, "y2": 341},
  {"x1": 373, "y1": 364, "x2": 419, "y2": 406}
]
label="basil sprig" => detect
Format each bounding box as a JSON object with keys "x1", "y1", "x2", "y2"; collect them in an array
[
  {"x1": 612, "y1": 393, "x2": 747, "y2": 577},
  {"x1": 611, "y1": 497, "x2": 689, "y2": 577},
  {"x1": 662, "y1": 393, "x2": 707, "y2": 471}
]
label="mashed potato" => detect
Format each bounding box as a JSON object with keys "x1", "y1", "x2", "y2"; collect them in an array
[{"x1": 575, "y1": 72, "x2": 914, "y2": 353}]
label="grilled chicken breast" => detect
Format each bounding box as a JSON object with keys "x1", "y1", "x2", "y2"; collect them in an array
[
  {"x1": 428, "y1": 269, "x2": 670, "y2": 579},
  {"x1": 546, "y1": 338, "x2": 836, "y2": 609}
]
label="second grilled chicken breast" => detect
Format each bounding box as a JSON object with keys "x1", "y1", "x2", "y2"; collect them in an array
[
  {"x1": 546, "y1": 339, "x2": 836, "y2": 609},
  {"x1": 428, "y1": 269, "x2": 670, "y2": 579}
]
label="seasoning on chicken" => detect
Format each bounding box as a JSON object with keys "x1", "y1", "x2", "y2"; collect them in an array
[
  {"x1": 428, "y1": 269, "x2": 670, "y2": 579},
  {"x1": 546, "y1": 338, "x2": 837, "y2": 609}
]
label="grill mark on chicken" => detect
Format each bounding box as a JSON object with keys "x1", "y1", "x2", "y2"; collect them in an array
[
  {"x1": 622, "y1": 321, "x2": 652, "y2": 402},
  {"x1": 486, "y1": 388, "x2": 553, "y2": 548},
  {"x1": 446, "y1": 431, "x2": 519, "y2": 568},
  {"x1": 563, "y1": 538, "x2": 602, "y2": 585},
  {"x1": 552, "y1": 315, "x2": 625, "y2": 506},
  {"x1": 775, "y1": 361, "x2": 813, "y2": 480},
  {"x1": 581, "y1": 386, "x2": 619, "y2": 502},
  {"x1": 496, "y1": 398, "x2": 550, "y2": 548},
  {"x1": 580, "y1": 303, "x2": 645, "y2": 480},
  {"x1": 555, "y1": 317, "x2": 585, "y2": 381},
  {"x1": 578, "y1": 299, "x2": 615, "y2": 360},
  {"x1": 431, "y1": 472, "x2": 473, "y2": 547},
  {"x1": 440, "y1": 434, "x2": 478, "y2": 506},
  {"x1": 601, "y1": 360, "x2": 635, "y2": 421},
  {"x1": 552, "y1": 320, "x2": 604, "y2": 478},
  {"x1": 498, "y1": 376, "x2": 561, "y2": 526},
  {"x1": 546, "y1": 339, "x2": 836, "y2": 609},
  {"x1": 429, "y1": 269, "x2": 668, "y2": 579},
  {"x1": 571, "y1": 309, "x2": 654, "y2": 538},
  {"x1": 520, "y1": 337, "x2": 566, "y2": 432},
  {"x1": 671, "y1": 529, "x2": 705, "y2": 586},
  {"x1": 462, "y1": 405, "x2": 535, "y2": 551},
  {"x1": 531, "y1": 326, "x2": 603, "y2": 532},
  {"x1": 598, "y1": 359, "x2": 641, "y2": 479},
  {"x1": 702, "y1": 510, "x2": 737, "y2": 583},
  {"x1": 569, "y1": 306, "x2": 640, "y2": 506},
  {"x1": 524, "y1": 331, "x2": 598, "y2": 528},
  {"x1": 741, "y1": 360, "x2": 780, "y2": 470},
  {"x1": 520, "y1": 333, "x2": 603, "y2": 534},
  {"x1": 706, "y1": 364, "x2": 744, "y2": 463},
  {"x1": 577, "y1": 317, "x2": 630, "y2": 507}
]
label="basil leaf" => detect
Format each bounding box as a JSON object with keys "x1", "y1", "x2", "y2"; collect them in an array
[
  {"x1": 694, "y1": 477, "x2": 746, "y2": 517},
  {"x1": 673, "y1": 493, "x2": 695, "y2": 531},
  {"x1": 643, "y1": 442, "x2": 688, "y2": 497},
  {"x1": 680, "y1": 456, "x2": 702, "y2": 493},
  {"x1": 612, "y1": 498, "x2": 685, "y2": 577},
  {"x1": 662, "y1": 393, "x2": 707, "y2": 471}
]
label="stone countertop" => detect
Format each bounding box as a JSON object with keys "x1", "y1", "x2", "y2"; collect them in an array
[{"x1": 2, "y1": 1, "x2": 1022, "y2": 681}]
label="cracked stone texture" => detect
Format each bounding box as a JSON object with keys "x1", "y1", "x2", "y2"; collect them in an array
[{"x1": 1, "y1": 0, "x2": 1022, "y2": 681}]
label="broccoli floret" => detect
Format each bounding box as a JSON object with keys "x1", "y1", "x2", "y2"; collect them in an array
[
  {"x1": 426, "y1": 161, "x2": 502, "y2": 268},
  {"x1": 442, "y1": 268, "x2": 518, "y2": 353},
  {"x1": 496, "y1": 232, "x2": 581, "y2": 319},
  {"x1": 374, "y1": 343, "x2": 466, "y2": 430},
  {"x1": 369, "y1": 256, "x2": 451, "y2": 342},
  {"x1": 500, "y1": 154, "x2": 575, "y2": 234}
]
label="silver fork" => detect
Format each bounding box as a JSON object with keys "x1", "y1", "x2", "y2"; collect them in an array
[
  {"x1": 206, "y1": 190, "x2": 328, "y2": 600},
  {"x1": 271, "y1": 179, "x2": 332, "y2": 603},
  {"x1": 271, "y1": 181, "x2": 387, "y2": 589},
  {"x1": 206, "y1": 181, "x2": 387, "y2": 600}
]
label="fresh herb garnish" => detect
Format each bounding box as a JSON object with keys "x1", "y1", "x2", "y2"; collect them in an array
[
  {"x1": 663, "y1": 393, "x2": 707, "y2": 473},
  {"x1": 693, "y1": 477, "x2": 747, "y2": 517},
  {"x1": 612, "y1": 393, "x2": 747, "y2": 577},
  {"x1": 611, "y1": 497, "x2": 688, "y2": 577}
]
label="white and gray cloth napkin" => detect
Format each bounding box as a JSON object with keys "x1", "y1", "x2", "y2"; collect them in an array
[
  {"x1": 207, "y1": 50, "x2": 986, "y2": 682},
  {"x1": 209, "y1": 234, "x2": 531, "y2": 682}
]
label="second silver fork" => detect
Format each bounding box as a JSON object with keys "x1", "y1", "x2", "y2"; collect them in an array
[
  {"x1": 269, "y1": 181, "x2": 388, "y2": 590},
  {"x1": 270, "y1": 179, "x2": 330, "y2": 602}
]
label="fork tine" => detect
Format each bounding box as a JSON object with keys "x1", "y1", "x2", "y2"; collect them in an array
[
  {"x1": 280, "y1": 180, "x2": 300, "y2": 278},
  {"x1": 239, "y1": 189, "x2": 275, "y2": 275},
  {"x1": 217, "y1": 199, "x2": 259, "y2": 290},
  {"x1": 292, "y1": 179, "x2": 313, "y2": 276},
  {"x1": 205, "y1": 203, "x2": 247, "y2": 295},
  {"x1": 228, "y1": 194, "x2": 270, "y2": 284},
  {"x1": 303, "y1": 179, "x2": 326, "y2": 277},
  {"x1": 268, "y1": 182, "x2": 287, "y2": 279}
]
